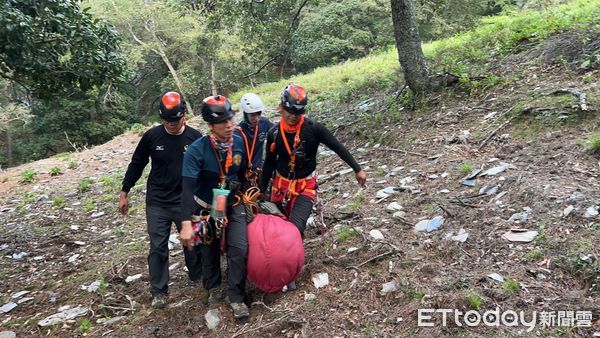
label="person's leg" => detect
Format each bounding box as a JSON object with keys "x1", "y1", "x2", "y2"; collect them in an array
[
  {"x1": 288, "y1": 195, "x2": 314, "y2": 237},
  {"x1": 146, "y1": 205, "x2": 172, "y2": 296},
  {"x1": 225, "y1": 204, "x2": 248, "y2": 304},
  {"x1": 200, "y1": 236, "x2": 221, "y2": 292},
  {"x1": 225, "y1": 203, "x2": 249, "y2": 318},
  {"x1": 173, "y1": 207, "x2": 202, "y2": 282}
]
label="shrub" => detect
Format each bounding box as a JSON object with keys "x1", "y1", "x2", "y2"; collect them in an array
[
  {"x1": 49, "y1": 166, "x2": 62, "y2": 176},
  {"x1": 19, "y1": 169, "x2": 38, "y2": 184}
]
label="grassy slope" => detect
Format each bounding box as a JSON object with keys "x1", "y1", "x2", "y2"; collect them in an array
[
  {"x1": 1, "y1": 1, "x2": 599, "y2": 337},
  {"x1": 230, "y1": 0, "x2": 599, "y2": 108}
]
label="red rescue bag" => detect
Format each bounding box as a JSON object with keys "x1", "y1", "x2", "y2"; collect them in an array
[{"x1": 247, "y1": 214, "x2": 304, "y2": 293}]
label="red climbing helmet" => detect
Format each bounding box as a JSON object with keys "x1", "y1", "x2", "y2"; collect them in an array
[
  {"x1": 159, "y1": 92, "x2": 187, "y2": 121},
  {"x1": 200, "y1": 95, "x2": 235, "y2": 123}
]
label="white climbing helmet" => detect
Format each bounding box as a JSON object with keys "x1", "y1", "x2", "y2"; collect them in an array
[{"x1": 240, "y1": 93, "x2": 265, "y2": 116}]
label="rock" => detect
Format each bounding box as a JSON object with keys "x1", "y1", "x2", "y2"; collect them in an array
[
  {"x1": 441, "y1": 172, "x2": 449, "y2": 178},
  {"x1": 73, "y1": 241, "x2": 85, "y2": 246},
  {"x1": 392, "y1": 211, "x2": 406, "y2": 219},
  {"x1": 12, "y1": 252, "x2": 27, "y2": 260},
  {"x1": 481, "y1": 163, "x2": 513, "y2": 176},
  {"x1": 507, "y1": 208, "x2": 531, "y2": 224},
  {"x1": 568, "y1": 191, "x2": 584, "y2": 201},
  {"x1": 414, "y1": 220, "x2": 429, "y2": 232},
  {"x1": 168, "y1": 234, "x2": 180, "y2": 245},
  {"x1": 487, "y1": 273, "x2": 505, "y2": 283},
  {"x1": 304, "y1": 292, "x2": 316, "y2": 301},
  {"x1": 463, "y1": 167, "x2": 482, "y2": 180},
  {"x1": 502, "y1": 229, "x2": 538, "y2": 242},
  {"x1": 451, "y1": 229, "x2": 469, "y2": 242},
  {"x1": 125, "y1": 274, "x2": 142, "y2": 283},
  {"x1": 369, "y1": 229, "x2": 384, "y2": 240},
  {"x1": 462, "y1": 179, "x2": 477, "y2": 187},
  {"x1": 438, "y1": 189, "x2": 450, "y2": 194},
  {"x1": 479, "y1": 185, "x2": 498, "y2": 196},
  {"x1": 90, "y1": 211, "x2": 105, "y2": 218},
  {"x1": 168, "y1": 263, "x2": 180, "y2": 271},
  {"x1": 427, "y1": 216, "x2": 445, "y2": 232},
  {"x1": 11, "y1": 290, "x2": 30, "y2": 299},
  {"x1": 312, "y1": 273, "x2": 329, "y2": 289},
  {"x1": 0, "y1": 331, "x2": 16, "y2": 338},
  {"x1": 98, "y1": 316, "x2": 126, "y2": 325},
  {"x1": 380, "y1": 281, "x2": 398, "y2": 295},
  {"x1": 205, "y1": 309, "x2": 221, "y2": 330},
  {"x1": 584, "y1": 206, "x2": 599, "y2": 218},
  {"x1": 68, "y1": 254, "x2": 80, "y2": 263},
  {"x1": 562, "y1": 205, "x2": 575, "y2": 217},
  {"x1": 0, "y1": 302, "x2": 17, "y2": 314},
  {"x1": 399, "y1": 176, "x2": 413, "y2": 185},
  {"x1": 38, "y1": 306, "x2": 89, "y2": 327},
  {"x1": 386, "y1": 202, "x2": 403, "y2": 212},
  {"x1": 17, "y1": 297, "x2": 33, "y2": 304},
  {"x1": 427, "y1": 174, "x2": 439, "y2": 180},
  {"x1": 347, "y1": 247, "x2": 359, "y2": 253},
  {"x1": 81, "y1": 280, "x2": 102, "y2": 292},
  {"x1": 376, "y1": 187, "x2": 399, "y2": 199}
]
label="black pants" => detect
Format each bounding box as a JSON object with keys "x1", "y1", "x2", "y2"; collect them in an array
[
  {"x1": 278, "y1": 194, "x2": 314, "y2": 236},
  {"x1": 200, "y1": 204, "x2": 248, "y2": 303},
  {"x1": 146, "y1": 205, "x2": 202, "y2": 296}
]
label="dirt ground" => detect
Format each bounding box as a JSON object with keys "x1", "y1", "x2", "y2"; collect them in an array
[{"x1": 1, "y1": 31, "x2": 599, "y2": 337}]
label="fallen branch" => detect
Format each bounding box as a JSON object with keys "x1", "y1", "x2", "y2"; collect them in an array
[
  {"x1": 381, "y1": 147, "x2": 441, "y2": 160},
  {"x1": 232, "y1": 313, "x2": 293, "y2": 338},
  {"x1": 347, "y1": 249, "x2": 397, "y2": 270},
  {"x1": 550, "y1": 88, "x2": 588, "y2": 111},
  {"x1": 477, "y1": 105, "x2": 518, "y2": 151}
]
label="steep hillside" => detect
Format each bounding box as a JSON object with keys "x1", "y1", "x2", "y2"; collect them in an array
[{"x1": 1, "y1": 9, "x2": 599, "y2": 338}]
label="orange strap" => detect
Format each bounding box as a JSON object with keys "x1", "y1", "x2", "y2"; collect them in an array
[
  {"x1": 236, "y1": 126, "x2": 258, "y2": 168},
  {"x1": 274, "y1": 174, "x2": 315, "y2": 199},
  {"x1": 209, "y1": 134, "x2": 233, "y2": 188},
  {"x1": 278, "y1": 116, "x2": 305, "y2": 175}
]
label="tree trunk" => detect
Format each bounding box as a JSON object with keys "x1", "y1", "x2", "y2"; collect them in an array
[
  {"x1": 210, "y1": 60, "x2": 217, "y2": 96},
  {"x1": 390, "y1": 0, "x2": 431, "y2": 94},
  {"x1": 5, "y1": 129, "x2": 13, "y2": 167}
]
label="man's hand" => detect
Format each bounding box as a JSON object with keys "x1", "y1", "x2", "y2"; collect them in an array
[
  {"x1": 118, "y1": 191, "x2": 129, "y2": 215},
  {"x1": 180, "y1": 220, "x2": 195, "y2": 251},
  {"x1": 355, "y1": 170, "x2": 367, "y2": 187}
]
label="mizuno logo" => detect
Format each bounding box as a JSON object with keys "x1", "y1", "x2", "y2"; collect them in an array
[{"x1": 156, "y1": 145, "x2": 164, "y2": 150}]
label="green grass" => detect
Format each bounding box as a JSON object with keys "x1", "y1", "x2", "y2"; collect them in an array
[
  {"x1": 229, "y1": 0, "x2": 599, "y2": 111},
  {"x1": 585, "y1": 132, "x2": 600, "y2": 153},
  {"x1": 523, "y1": 248, "x2": 544, "y2": 262},
  {"x1": 77, "y1": 178, "x2": 95, "y2": 193},
  {"x1": 52, "y1": 196, "x2": 66, "y2": 208},
  {"x1": 349, "y1": 192, "x2": 365, "y2": 210},
  {"x1": 502, "y1": 278, "x2": 521, "y2": 295},
  {"x1": 82, "y1": 198, "x2": 95, "y2": 212},
  {"x1": 336, "y1": 227, "x2": 359, "y2": 243},
  {"x1": 68, "y1": 160, "x2": 78, "y2": 169},
  {"x1": 78, "y1": 319, "x2": 92, "y2": 332},
  {"x1": 19, "y1": 169, "x2": 37, "y2": 184},
  {"x1": 458, "y1": 161, "x2": 474, "y2": 176},
  {"x1": 49, "y1": 166, "x2": 63, "y2": 176},
  {"x1": 468, "y1": 291, "x2": 484, "y2": 310}
]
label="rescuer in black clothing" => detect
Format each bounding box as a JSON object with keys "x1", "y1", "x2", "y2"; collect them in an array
[
  {"x1": 119, "y1": 92, "x2": 203, "y2": 309},
  {"x1": 259, "y1": 83, "x2": 367, "y2": 236}
]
